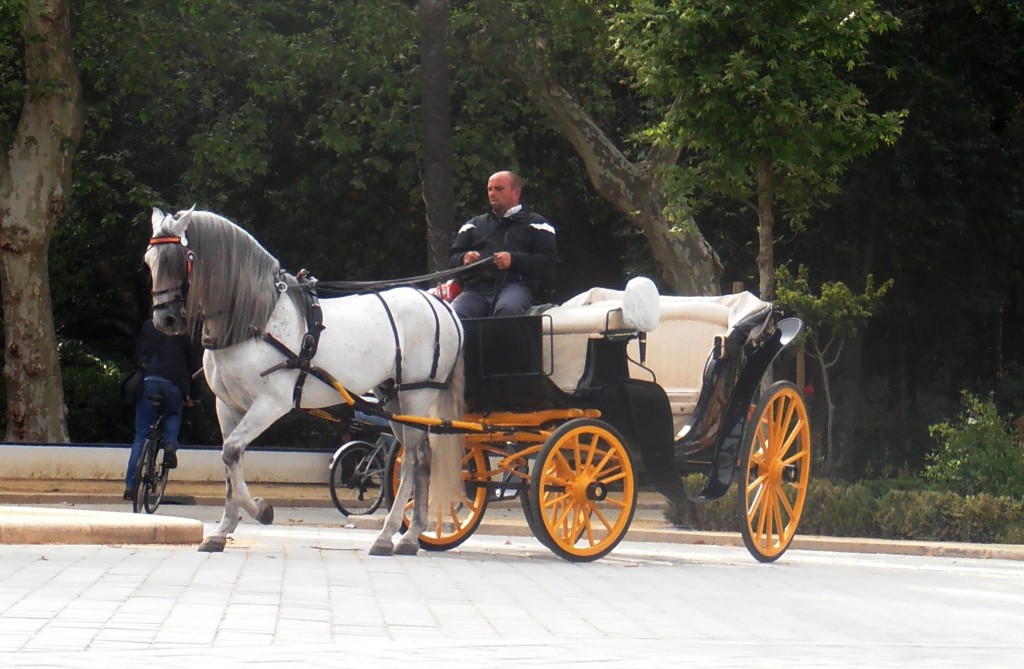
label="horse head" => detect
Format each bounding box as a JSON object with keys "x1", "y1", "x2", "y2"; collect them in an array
[{"x1": 145, "y1": 206, "x2": 195, "y2": 335}]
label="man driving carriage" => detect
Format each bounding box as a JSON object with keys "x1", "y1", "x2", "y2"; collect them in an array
[{"x1": 448, "y1": 170, "x2": 557, "y2": 318}]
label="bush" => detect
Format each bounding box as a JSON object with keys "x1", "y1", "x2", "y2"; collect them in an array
[
  {"x1": 875, "y1": 489, "x2": 962, "y2": 541},
  {"x1": 800, "y1": 479, "x2": 881, "y2": 538},
  {"x1": 663, "y1": 474, "x2": 735, "y2": 530},
  {"x1": 958, "y1": 494, "x2": 1024, "y2": 543},
  {"x1": 924, "y1": 391, "x2": 1024, "y2": 498},
  {"x1": 60, "y1": 339, "x2": 136, "y2": 444},
  {"x1": 660, "y1": 475, "x2": 1024, "y2": 544}
]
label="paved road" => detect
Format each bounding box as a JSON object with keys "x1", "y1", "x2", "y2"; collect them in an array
[{"x1": 1, "y1": 503, "x2": 1023, "y2": 667}]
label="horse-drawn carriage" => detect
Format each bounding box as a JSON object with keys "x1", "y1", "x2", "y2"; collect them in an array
[
  {"x1": 384, "y1": 282, "x2": 810, "y2": 562},
  {"x1": 145, "y1": 208, "x2": 810, "y2": 563}
]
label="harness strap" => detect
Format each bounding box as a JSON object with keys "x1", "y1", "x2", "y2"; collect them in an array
[
  {"x1": 413, "y1": 290, "x2": 443, "y2": 380},
  {"x1": 262, "y1": 286, "x2": 454, "y2": 410},
  {"x1": 372, "y1": 292, "x2": 403, "y2": 388},
  {"x1": 260, "y1": 277, "x2": 326, "y2": 407}
]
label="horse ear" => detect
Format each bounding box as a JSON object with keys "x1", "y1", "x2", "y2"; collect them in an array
[
  {"x1": 173, "y1": 205, "x2": 196, "y2": 237},
  {"x1": 151, "y1": 207, "x2": 167, "y2": 234}
]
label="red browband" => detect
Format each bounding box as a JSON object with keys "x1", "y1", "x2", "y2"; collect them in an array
[{"x1": 149, "y1": 236, "x2": 182, "y2": 245}]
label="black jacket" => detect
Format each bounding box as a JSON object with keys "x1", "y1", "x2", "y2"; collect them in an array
[
  {"x1": 448, "y1": 207, "x2": 557, "y2": 294},
  {"x1": 135, "y1": 320, "x2": 203, "y2": 401}
]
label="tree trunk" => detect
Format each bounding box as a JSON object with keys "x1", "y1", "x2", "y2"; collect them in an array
[
  {"x1": 418, "y1": 0, "x2": 455, "y2": 272},
  {"x1": 0, "y1": 1, "x2": 83, "y2": 442},
  {"x1": 755, "y1": 158, "x2": 776, "y2": 301}
]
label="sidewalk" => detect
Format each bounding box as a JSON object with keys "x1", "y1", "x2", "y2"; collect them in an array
[{"x1": 2, "y1": 478, "x2": 1024, "y2": 561}]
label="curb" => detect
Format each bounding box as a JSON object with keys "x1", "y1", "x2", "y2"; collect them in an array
[
  {"x1": 3, "y1": 482, "x2": 1024, "y2": 560},
  {"x1": 0, "y1": 505, "x2": 204, "y2": 545},
  {"x1": 337, "y1": 512, "x2": 1024, "y2": 561}
]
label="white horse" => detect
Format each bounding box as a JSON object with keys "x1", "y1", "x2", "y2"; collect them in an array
[{"x1": 144, "y1": 207, "x2": 466, "y2": 555}]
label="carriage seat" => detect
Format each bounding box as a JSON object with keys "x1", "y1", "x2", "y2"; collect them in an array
[{"x1": 542, "y1": 287, "x2": 771, "y2": 433}]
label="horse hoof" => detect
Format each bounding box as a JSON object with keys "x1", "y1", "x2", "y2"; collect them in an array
[
  {"x1": 255, "y1": 499, "x2": 274, "y2": 525},
  {"x1": 198, "y1": 536, "x2": 226, "y2": 553},
  {"x1": 394, "y1": 539, "x2": 420, "y2": 556},
  {"x1": 368, "y1": 539, "x2": 394, "y2": 556}
]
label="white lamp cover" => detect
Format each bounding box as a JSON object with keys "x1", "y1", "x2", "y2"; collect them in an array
[{"x1": 622, "y1": 276, "x2": 661, "y2": 332}]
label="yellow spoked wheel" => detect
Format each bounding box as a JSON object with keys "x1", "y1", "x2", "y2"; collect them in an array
[
  {"x1": 530, "y1": 418, "x2": 637, "y2": 562},
  {"x1": 389, "y1": 444, "x2": 490, "y2": 551},
  {"x1": 738, "y1": 380, "x2": 812, "y2": 562}
]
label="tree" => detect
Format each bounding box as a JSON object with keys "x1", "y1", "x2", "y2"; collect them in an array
[
  {"x1": 469, "y1": 0, "x2": 723, "y2": 295},
  {"x1": 0, "y1": 0, "x2": 83, "y2": 442},
  {"x1": 418, "y1": 0, "x2": 455, "y2": 272},
  {"x1": 775, "y1": 265, "x2": 892, "y2": 465},
  {"x1": 609, "y1": 0, "x2": 905, "y2": 300}
]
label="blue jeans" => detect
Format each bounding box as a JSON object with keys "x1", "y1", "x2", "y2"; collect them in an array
[
  {"x1": 452, "y1": 283, "x2": 533, "y2": 319},
  {"x1": 125, "y1": 376, "x2": 184, "y2": 489}
]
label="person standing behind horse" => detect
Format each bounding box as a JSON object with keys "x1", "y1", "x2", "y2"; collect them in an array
[
  {"x1": 123, "y1": 319, "x2": 203, "y2": 501},
  {"x1": 448, "y1": 170, "x2": 557, "y2": 318}
]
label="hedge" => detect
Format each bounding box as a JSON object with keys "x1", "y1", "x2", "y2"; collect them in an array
[{"x1": 663, "y1": 476, "x2": 1024, "y2": 544}]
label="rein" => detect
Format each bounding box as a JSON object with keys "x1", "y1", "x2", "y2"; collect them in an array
[{"x1": 307, "y1": 257, "x2": 493, "y2": 294}]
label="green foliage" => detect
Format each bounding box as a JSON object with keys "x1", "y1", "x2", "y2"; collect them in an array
[
  {"x1": 924, "y1": 392, "x2": 1024, "y2": 498},
  {"x1": 775, "y1": 264, "x2": 892, "y2": 341},
  {"x1": 875, "y1": 490, "x2": 1024, "y2": 544},
  {"x1": 57, "y1": 339, "x2": 135, "y2": 444},
  {"x1": 662, "y1": 476, "x2": 1024, "y2": 543},
  {"x1": 607, "y1": 0, "x2": 906, "y2": 221},
  {"x1": 0, "y1": 0, "x2": 25, "y2": 140},
  {"x1": 799, "y1": 479, "x2": 881, "y2": 537}
]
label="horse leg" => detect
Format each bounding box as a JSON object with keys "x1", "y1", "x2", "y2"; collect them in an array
[
  {"x1": 369, "y1": 444, "x2": 417, "y2": 556},
  {"x1": 199, "y1": 398, "x2": 288, "y2": 552},
  {"x1": 394, "y1": 434, "x2": 431, "y2": 555}
]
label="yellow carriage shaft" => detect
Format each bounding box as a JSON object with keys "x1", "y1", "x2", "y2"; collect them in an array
[{"x1": 331, "y1": 376, "x2": 599, "y2": 437}]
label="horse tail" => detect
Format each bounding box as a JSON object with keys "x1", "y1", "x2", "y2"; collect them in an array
[{"x1": 428, "y1": 353, "x2": 466, "y2": 513}]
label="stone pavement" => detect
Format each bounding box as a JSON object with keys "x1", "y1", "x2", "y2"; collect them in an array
[{"x1": 1, "y1": 520, "x2": 1023, "y2": 667}]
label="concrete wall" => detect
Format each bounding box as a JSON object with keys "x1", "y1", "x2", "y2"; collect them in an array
[{"x1": 0, "y1": 443, "x2": 332, "y2": 484}]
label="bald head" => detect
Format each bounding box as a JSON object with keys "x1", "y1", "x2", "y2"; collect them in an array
[{"x1": 487, "y1": 171, "x2": 523, "y2": 217}]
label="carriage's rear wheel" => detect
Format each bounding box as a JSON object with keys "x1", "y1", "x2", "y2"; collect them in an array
[
  {"x1": 390, "y1": 444, "x2": 490, "y2": 551},
  {"x1": 738, "y1": 380, "x2": 811, "y2": 562},
  {"x1": 530, "y1": 418, "x2": 637, "y2": 562}
]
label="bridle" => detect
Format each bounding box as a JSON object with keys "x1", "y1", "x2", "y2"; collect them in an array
[{"x1": 148, "y1": 234, "x2": 194, "y2": 323}]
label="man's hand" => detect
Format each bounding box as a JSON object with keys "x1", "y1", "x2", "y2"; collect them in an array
[
  {"x1": 493, "y1": 251, "x2": 511, "y2": 270},
  {"x1": 463, "y1": 251, "x2": 480, "y2": 265}
]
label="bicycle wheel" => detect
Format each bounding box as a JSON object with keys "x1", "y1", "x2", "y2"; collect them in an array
[
  {"x1": 140, "y1": 441, "x2": 168, "y2": 514},
  {"x1": 329, "y1": 440, "x2": 386, "y2": 516},
  {"x1": 132, "y1": 440, "x2": 153, "y2": 514}
]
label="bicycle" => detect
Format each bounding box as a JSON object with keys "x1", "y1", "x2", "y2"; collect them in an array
[
  {"x1": 131, "y1": 394, "x2": 172, "y2": 514},
  {"x1": 328, "y1": 418, "x2": 399, "y2": 516}
]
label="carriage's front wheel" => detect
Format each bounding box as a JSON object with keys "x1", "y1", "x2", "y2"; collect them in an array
[
  {"x1": 390, "y1": 444, "x2": 490, "y2": 551},
  {"x1": 738, "y1": 381, "x2": 812, "y2": 562},
  {"x1": 530, "y1": 418, "x2": 637, "y2": 562}
]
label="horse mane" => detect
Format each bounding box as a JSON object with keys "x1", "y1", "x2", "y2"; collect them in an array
[{"x1": 179, "y1": 211, "x2": 292, "y2": 348}]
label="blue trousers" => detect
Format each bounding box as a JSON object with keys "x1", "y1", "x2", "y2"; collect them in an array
[
  {"x1": 452, "y1": 283, "x2": 533, "y2": 319},
  {"x1": 125, "y1": 376, "x2": 184, "y2": 489}
]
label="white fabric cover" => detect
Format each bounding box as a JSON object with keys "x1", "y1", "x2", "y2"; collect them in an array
[
  {"x1": 542, "y1": 285, "x2": 770, "y2": 432},
  {"x1": 622, "y1": 277, "x2": 661, "y2": 333}
]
